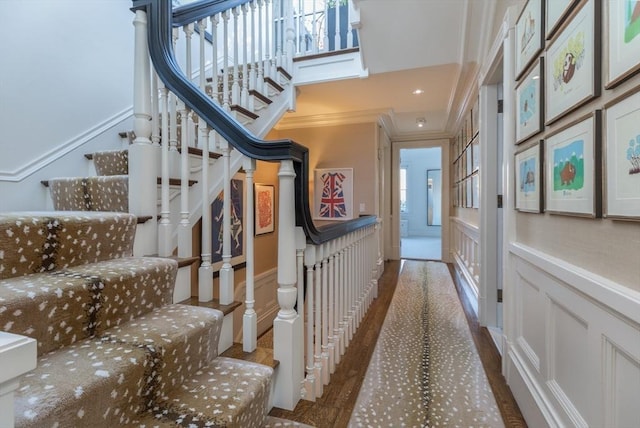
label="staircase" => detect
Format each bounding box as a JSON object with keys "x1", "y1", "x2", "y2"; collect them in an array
[
  {"x1": 0, "y1": 212, "x2": 273, "y2": 427},
  {"x1": 1, "y1": 0, "x2": 383, "y2": 424}
]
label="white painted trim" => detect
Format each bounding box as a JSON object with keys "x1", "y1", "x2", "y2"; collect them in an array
[
  {"x1": 391, "y1": 139, "x2": 450, "y2": 262},
  {"x1": 509, "y1": 243, "x2": 640, "y2": 325},
  {"x1": 0, "y1": 107, "x2": 133, "y2": 182},
  {"x1": 507, "y1": 346, "x2": 563, "y2": 427},
  {"x1": 233, "y1": 267, "x2": 279, "y2": 343},
  {"x1": 275, "y1": 107, "x2": 391, "y2": 130}
]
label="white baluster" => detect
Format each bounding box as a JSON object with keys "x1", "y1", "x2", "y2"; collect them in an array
[
  {"x1": 232, "y1": 6, "x2": 241, "y2": 106},
  {"x1": 243, "y1": 157, "x2": 257, "y2": 352},
  {"x1": 222, "y1": 10, "x2": 231, "y2": 110},
  {"x1": 241, "y1": 4, "x2": 249, "y2": 109},
  {"x1": 158, "y1": 81, "x2": 171, "y2": 257},
  {"x1": 264, "y1": 0, "x2": 272, "y2": 81},
  {"x1": 313, "y1": 245, "x2": 323, "y2": 398},
  {"x1": 169, "y1": 92, "x2": 179, "y2": 177},
  {"x1": 274, "y1": 0, "x2": 282, "y2": 72},
  {"x1": 198, "y1": 125, "x2": 213, "y2": 302},
  {"x1": 303, "y1": 244, "x2": 317, "y2": 401},
  {"x1": 257, "y1": 0, "x2": 265, "y2": 94},
  {"x1": 312, "y1": 0, "x2": 318, "y2": 54},
  {"x1": 327, "y1": 240, "x2": 335, "y2": 374},
  {"x1": 347, "y1": 0, "x2": 354, "y2": 48},
  {"x1": 219, "y1": 139, "x2": 234, "y2": 305},
  {"x1": 320, "y1": 243, "x2": 330, "y2": 384},
  {"x1": 323, "y1": 0, "x2": 329, "y2": 52},
  {"x1": 249, "y1": 1, "x2": 257, "y2": 92},
  {"x1": 297, "y1": 0, "x2": 303, "y2": 55},
  {"x1": 333, "y1": 238, "x2": 341, "y2": 364},
  {"x1": 273, "y1": 160, "x2": 303, "y2": 411},
  {"x1": 210, "y1": 13, "x2": 220, "y2": 105},
  {"x1": 334, "y1": 1, "x2": 340, "y2": 51},
  {"x1": 184, "y1": 23, "x2": 194, "y2": 79},
  {"x1": 151, "y1": 72, "x2": 160, "y2": 148},
  {"x1": 178, "y1": 100, "x2": 191, "y2": 257},
  {"x1": 271, "y1": 0, "x2": 279, "y2": 78},
  {"x1": 338, "y1": 236, "x2": 347, "y2": 355}
]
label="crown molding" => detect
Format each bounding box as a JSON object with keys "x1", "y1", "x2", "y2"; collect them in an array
[{"x1": 274, "y1": 107, "x2": 393, "y2": 130}]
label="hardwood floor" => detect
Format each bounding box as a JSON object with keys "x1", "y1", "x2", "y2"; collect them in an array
[{"x1": 268, "y1": 260, "x2": 527, "y2": 427}]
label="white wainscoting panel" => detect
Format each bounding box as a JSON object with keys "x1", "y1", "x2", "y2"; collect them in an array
[
  {"x1": 233, "y1": 268, "x2": 279, "y2": 343},
  {"x1": 507, "y1": 243, "x2": 640, "y2": 428},
  {"x1": 450, "y1": 218, "x2": 480, "y2": 307}
]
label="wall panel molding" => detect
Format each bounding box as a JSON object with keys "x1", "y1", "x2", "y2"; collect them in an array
[
  {"x1": 0, "y1": 107, "x2": 132, "y2": 182},
  {"x1": 507, "y1": 243, "x2": 640, "y2": 427}
]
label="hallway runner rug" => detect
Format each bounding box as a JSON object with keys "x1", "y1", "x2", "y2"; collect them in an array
[{"x1": 348, "y1": 260, "x2": 504, "y2": 427}]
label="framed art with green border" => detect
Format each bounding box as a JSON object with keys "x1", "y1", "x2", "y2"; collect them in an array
[
  {"x1": 544, "y1": 111, "x2": 602, "y2": 217},
  {"x1": 604, "y1": 89, "x2": 640, "y2": 220}
]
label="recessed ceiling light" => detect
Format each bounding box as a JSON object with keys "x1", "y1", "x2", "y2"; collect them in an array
[
  {"x1": 416, "y1": 118, "x2": 426, "y2": 128},
  {"x1": 412, "y1": 89, "x2": 424, "y2": 95}
]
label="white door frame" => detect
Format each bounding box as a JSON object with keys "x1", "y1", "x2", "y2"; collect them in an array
[
  {"x1": 477, "y1": 6, "x2": 519, "y2": 362},
  {"x1": 390, "y1": 139, "x2": 450, "y2": 263}
]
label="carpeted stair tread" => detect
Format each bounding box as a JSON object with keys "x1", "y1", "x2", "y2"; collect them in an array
[
  {"x1": 143, "y1": 356, "x2": 273, "y2": 428},
  {"x1": 47, "y1": 175, "x2": 129, "y2": 212},
  {"x1": 90, "y1": 149, "x2": 129, "y2": 176},
  {"x1": 101, "y1": 304, "x2": 224, "y2": 399},
  {"x1": 14, "y1": 337, "x2": 151, "y2": 428},
  {"x1": 0, "y1": 212, "x2": 137, "y2": 279},
  {"x1": 0, "y1": 257, "x2": 177, "y2": 356}
]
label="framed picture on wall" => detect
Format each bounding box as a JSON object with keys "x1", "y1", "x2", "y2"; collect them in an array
[
  {"x1": 515, "y1": 0, "x2": 544, "y2": 80},
  {"x1": 211, "y1": 176, "x2": 246, "y2": 269},
  {"x1": 472, "y1": 138, "x2": 480, "y2": 172},
  {"x1": 544, "y1": 111, "x2": 602, "y2": 217},
  {"x1": 314, "y1": 168, "x2": 354, "y2": 220},
  {"x1": 472, "y1": 173, "x2": 480, "y2": 209},
  {"x1": 604, "y1": 89, "x2": 640, "y2": 220},
  {"x1": 516, "y1": 57, "x2": 544, "y2": 143},
  {"x1": 472, "y1": 95, "x2": 480, "y2": 137},
  {"x1": 515, "y1": 140, "x2": 543, "y2": 213},
  {"x1": 545, "y1": 0, "x2": 578, "y2": 40},
  {"x1": 545, "y1": 0, "x2": 601, "y2": 125},
  {"x1": 605, "y1": 0, "x2": 640, "y2": 88},
  {"x1": 466, "y1": 145, "x2": 474, "y2": 176},
  {"x1": 254, "y1": 183, "x2": 275, "y2": 235}
]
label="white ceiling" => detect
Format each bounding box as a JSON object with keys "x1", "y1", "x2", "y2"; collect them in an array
[{"x1": 277, "y1": 0, "x2": 524, "y2": 139}]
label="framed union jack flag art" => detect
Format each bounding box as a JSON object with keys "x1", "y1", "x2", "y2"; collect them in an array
[{"x1": 314, "y1": 168, "x2": 354, "y2": 220}]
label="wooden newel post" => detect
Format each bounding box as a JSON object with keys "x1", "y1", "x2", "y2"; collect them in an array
[{"x1": 273, "y1": 160, "x2": 303, "y2": 410}]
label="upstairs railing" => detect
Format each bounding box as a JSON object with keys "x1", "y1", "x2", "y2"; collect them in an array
[{"x1": 130, "y1": 0, "x2": 377, "y2": 411}]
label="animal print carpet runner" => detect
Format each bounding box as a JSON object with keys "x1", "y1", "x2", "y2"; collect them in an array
[{"x1": 348, "y1": 261, "x2": 504, "y2": 427}]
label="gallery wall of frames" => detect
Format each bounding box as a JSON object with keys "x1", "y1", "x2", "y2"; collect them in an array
[
  {"x1": 514, "y1": 0, "x2": 640, "y2": 220},
  {"x1": 451, "y1": 98, "x2": 480, "y2": 210},
  {"x1": 507, "y1": 1, "x2": 640, "y2": 427}
]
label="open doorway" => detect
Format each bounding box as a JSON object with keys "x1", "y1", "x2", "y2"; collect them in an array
[{"x1": 399, "y1": 147, "x2": 442, "y2": 260}]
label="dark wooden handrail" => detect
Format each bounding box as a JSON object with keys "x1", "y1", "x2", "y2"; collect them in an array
[{"x1": 131, "y1": 0, "x2": 377, "y2": 243}]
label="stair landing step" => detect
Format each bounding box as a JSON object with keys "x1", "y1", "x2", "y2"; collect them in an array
[
  {"x1": 181, "y1": 296, "x2": 242, "y2": 316},
  {"x1": 221, "y1": 343, "x2": 279, "y2": 369},
  {"x1": 264, "y1": 76, "x2": 284, "y2": 93}
]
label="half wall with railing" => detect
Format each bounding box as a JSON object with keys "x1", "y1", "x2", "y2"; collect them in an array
[{"x1": 130, "y1": 0, "x2": 378, "y2": 411}]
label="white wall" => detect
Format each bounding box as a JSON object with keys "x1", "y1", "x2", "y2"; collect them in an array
[
  {"x1": 400, "y1": 147, "x2": 441, "y2": 237},
  {"x1": 0, "y1": 0, "x2": 135, "y2": 210}
]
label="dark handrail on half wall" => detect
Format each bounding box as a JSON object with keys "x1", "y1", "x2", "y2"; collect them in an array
[{"x1": 131, "y1": 0, "x2": 376, "y2": 244}]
